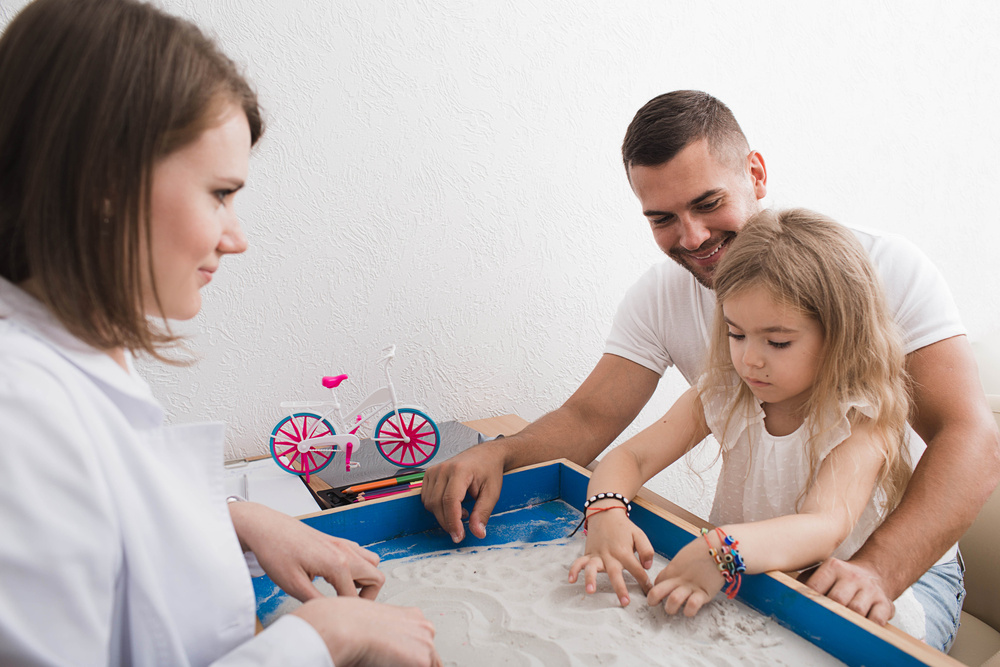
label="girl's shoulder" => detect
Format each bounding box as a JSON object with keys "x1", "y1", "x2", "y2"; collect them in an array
[{"x1": 810, "y1": 399, "x2": 878, "y2": 461}]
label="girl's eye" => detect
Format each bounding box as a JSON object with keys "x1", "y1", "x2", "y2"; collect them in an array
[
  {"x1": 727, "y1": 332, "x2": 745, "y2": 341},
  {"x1": 768, "y1": 341, "x2": 791, "y2": 349}
]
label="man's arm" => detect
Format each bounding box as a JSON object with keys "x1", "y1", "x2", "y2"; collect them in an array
[
  {"x1": 807, "y1": 335, "x2": 1000, "y2": 621},
  {"x1": 422, "y1": 354, "x2": 661, "y2": 542}
]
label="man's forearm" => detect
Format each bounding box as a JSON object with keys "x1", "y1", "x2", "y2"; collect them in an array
[
  {"x1": 851, "y1": 420, "x2": 1000, "y2": 598},
  {"x1": 495, "y1": 401, "x2": 627, "y2": 472},
  {"x1": 494, "y1": 354, "x2": 661, "y2": 472}
]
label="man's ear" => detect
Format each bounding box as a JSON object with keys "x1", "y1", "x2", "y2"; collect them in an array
[{"x1": 747, "y1": 150, "x2": 767, "y2": 201}]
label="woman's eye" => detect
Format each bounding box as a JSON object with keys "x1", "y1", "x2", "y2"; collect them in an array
[{"x1": 214, "y1": 189, "x2": 235, "y2": 203}]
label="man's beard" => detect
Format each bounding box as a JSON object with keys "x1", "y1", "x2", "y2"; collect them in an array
[{"x1": 667, "y1": 232, "x2": 736, "y2": 290}]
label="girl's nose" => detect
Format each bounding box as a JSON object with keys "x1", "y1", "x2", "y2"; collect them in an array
[{"x1": 743, "y1": 344, "x2": 765, "y2": 369}]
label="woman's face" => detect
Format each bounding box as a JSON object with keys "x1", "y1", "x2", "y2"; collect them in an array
[{"x1": 144, "y1": 104, "x2": 251, "y2": 320}]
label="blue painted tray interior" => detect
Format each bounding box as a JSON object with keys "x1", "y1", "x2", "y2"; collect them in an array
[{"x1": 253, "y1": 461, "x2": 935, "y2": 667}]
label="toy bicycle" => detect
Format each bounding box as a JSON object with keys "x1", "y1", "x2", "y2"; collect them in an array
[{"x1": 269, "y1": 345, "x2": 440, "y2": 481}]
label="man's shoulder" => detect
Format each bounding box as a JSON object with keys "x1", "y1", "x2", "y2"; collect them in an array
[{"x1": 846, "y1": 224, "x2": 924, "y2": 259}]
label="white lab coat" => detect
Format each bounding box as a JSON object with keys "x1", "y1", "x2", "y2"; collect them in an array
[{"x1": 0, "y1": 278, "x2": 331, "y2": 667}]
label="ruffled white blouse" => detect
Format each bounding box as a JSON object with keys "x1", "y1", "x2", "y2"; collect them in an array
[
  {"x1": 701, "y1": 382, "x2": 882, "y2": 561},
  {"x1": 698, "y1": 377, "x2": 926, "y2": 638}
]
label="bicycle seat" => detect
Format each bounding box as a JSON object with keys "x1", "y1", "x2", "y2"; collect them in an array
[{"x1": 322, "y1": 374, "x2": 348, "y2": 388}]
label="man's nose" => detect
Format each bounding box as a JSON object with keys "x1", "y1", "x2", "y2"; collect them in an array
[{"x1": 677, "y1": 215, "x2": 711, "y2": 252}]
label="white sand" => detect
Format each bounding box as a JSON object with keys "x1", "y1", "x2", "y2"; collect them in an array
[{"x1": 275, "y1": 536, "x2": 845, "y2": 666}]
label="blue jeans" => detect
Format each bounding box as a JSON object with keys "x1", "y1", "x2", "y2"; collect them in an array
[{"x1": 910, "y1": 554, "x2": 965, "y2": 653}]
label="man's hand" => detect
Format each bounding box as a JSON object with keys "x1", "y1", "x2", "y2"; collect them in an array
[
  {"x1": 421, "y1": 442, "x2": 506, "y2": 543},
  {"x1": 293, "y1": 597, "x2": 441, "y2": 667},
  {"x1": 802, "y1": 557, "x2": 895, "y2": 624},
  {"x1": 229, "y1": 501, "x2": 384, "y2": 601}
]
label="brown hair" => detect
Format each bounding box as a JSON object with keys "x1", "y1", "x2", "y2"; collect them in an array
[
  {"x1": 700, "y1": 208, "x2": 912, "y2": 515},
  {"x1": 0, "y1": 0, "x2": 263, "y2": 358},
  {"x1": 622, "y1": 90, "x2": 749, "y2": 177}
]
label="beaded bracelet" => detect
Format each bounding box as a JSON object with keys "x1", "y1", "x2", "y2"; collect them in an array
[
  {"x1": 701, "y1": 527, "x2": 746, "y2": 599},
  {"x1": 569, "y1": 493, "x2": 633, "y2": 537},
  {"x1": 583, "y1": 492, "x2": 632, "y2": 515}
]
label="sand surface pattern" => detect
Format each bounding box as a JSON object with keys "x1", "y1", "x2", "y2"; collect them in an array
[{"x1": 280, "y1": 537, "x2": 844, "y2": 666}]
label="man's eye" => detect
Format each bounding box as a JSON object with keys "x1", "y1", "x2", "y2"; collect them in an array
[{"x1": 698, "y1": 199, "x2": 721, "y2": 211}]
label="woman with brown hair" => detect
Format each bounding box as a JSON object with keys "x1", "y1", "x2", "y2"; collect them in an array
[{"x1": 0, "y1": 0, "x2": 439, "y2": 664}]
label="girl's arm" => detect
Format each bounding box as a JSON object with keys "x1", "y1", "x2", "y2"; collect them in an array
[
  {"x1": 648, "y1": 417, "x2": 886, "y2": 616},
  {"x1": 567, "y1": 387, "x2": 711, "y2": 607}
]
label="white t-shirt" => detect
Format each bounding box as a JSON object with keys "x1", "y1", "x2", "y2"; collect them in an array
[
  {"x1": 605, "y1": 224, "x2": 966, "y2": 385},
  {"x1": 0, "y1": 278, "x2": 331, "y2": 667}
]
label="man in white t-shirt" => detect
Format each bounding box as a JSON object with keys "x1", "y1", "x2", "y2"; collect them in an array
[{"x1": 422, "y1": 90, "x2": 1000, "y2": 650}]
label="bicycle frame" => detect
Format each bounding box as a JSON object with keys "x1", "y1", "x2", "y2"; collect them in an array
[
  {"x1": 270, "y1": 345, "x2": 440, "y2": 479},
  {"x1": 279, "y1": 346, "x2": 408, "y2": 446}
]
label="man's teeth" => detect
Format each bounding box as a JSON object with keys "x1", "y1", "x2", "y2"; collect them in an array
[{"x1": 694, "y1": 240, "x2": 725, "y2": 260}]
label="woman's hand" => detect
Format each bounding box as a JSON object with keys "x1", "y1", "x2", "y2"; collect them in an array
[
  {"x1": 567, "y1": 509, "x2": 654, "y2": 607},
  {"x1": 228, "y1": 501, "x2": 384, "y2": 601},
  {"x1": 293, "y1": 597, "x2": 441, "y2": 667},
  {"x1": 646, "y1": 537, "x2": 723, "y2": 616}
]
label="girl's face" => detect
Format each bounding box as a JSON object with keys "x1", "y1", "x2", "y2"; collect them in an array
[
  {"x1": 722, "y1": 286, "x2": 825, "y2": 415},
  {"x1": 144, "y1": 104, "x2": 251, "y2": 320}
]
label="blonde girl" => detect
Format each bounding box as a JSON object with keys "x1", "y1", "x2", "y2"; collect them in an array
[{"x1": 568, "y1": 208, "x2": 930, "y2": 638}]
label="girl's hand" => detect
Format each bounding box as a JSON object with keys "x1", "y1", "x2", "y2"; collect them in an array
[
  {"x1": 647, "y1": 537, "x2": 724, "y2": 616},
  {"x1": 567, "y1": 510, "x2": 654, "y2": 607},
  {"x1": 229, "y1": 501, "x2": 385, "y2": 601}
]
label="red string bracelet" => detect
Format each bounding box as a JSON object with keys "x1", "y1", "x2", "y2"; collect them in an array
[{"x1": 569, "y1": 504, "x2": 629, "y2": 537}]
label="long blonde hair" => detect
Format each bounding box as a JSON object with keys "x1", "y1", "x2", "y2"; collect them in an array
[{"x1": 700, "y1": 208, "x2": 912, "y2": 514}]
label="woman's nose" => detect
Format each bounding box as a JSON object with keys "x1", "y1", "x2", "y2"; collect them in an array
[{"x1": 219, "y1": 213, "x2": 248, "y2": 255}]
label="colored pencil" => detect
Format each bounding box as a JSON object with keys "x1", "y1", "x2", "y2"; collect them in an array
[
  {"x1": 354, "y1": 481, "x2": 423, "y2": 502},
  {"x1": 343, "y1": 471, "x2": 424, "y2": 495}
]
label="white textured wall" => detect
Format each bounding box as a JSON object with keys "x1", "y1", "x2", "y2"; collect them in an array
[{"x1": 3, "y1": 0, "x2": 998, "y2": 519}]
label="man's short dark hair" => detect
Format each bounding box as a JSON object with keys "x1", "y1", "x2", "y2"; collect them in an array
[{"x1": 622, "y1": 90, "x2": 749, "y2": 176}]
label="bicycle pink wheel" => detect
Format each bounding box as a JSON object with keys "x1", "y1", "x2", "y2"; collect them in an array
[
  {"x1": 374, "y1": 408, "x2": 440, "y2": 467},
  {"x1": 269, "y1": 412, "x2": 336, "y2": 481}
]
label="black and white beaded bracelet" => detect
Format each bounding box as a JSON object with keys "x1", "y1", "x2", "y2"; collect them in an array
[{"x1": 583, "y1": 492, "x2": 632, "y2": 516}]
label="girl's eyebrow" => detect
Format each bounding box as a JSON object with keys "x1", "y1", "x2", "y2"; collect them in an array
[{"x1": 723, "y1": 316, "x2": 797, "y2": 335}]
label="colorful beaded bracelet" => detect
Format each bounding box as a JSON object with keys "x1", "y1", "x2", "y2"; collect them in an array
[{"x1": 701, "y1": 527, "x2": 746, "y2": 599}]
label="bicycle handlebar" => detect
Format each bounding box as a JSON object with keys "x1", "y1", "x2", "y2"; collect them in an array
[{"x1": 279, "y1": 400, "x2": 335, "y2": 408}]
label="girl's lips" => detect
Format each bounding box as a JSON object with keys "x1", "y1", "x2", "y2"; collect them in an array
[{"x1": 745, "y1": 378, "x2": 770, "y2": 388}]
